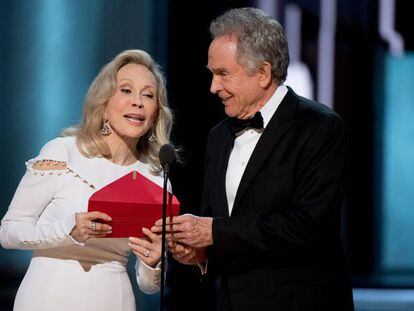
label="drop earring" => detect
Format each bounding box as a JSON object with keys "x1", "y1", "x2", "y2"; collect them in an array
[
  {"x1": 149, "y1": 131, "x2": 157, "y2": 143},
  {"x1": 100, "y1": 119, "x2": 112, "y2": 136}
]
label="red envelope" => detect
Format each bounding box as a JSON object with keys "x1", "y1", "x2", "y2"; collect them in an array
[{"x1": 88, "y1": 171, "x2": 180, "y2": 238}]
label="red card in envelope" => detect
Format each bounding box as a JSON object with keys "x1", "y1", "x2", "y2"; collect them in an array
[{"x1": 88, "y1": 171, "x2": 180, "y2": 238}]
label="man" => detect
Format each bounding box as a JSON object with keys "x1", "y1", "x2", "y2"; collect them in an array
[{"x1": 154, "y1": 7, "x2": 354, "y2": 310}]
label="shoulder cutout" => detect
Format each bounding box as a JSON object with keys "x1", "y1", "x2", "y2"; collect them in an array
[{"x1": 32, "y1": 160, "x2": 67, "y2": 171}]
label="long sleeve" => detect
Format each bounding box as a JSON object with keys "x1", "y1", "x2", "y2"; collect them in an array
[
  {"x1": 0, "y1": 139, "x2": 79, "y2": 250},
  {"x1": 135, "y1": 257, "x2": 161, "y2": 294}
]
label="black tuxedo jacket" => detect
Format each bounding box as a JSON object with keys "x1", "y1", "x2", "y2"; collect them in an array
[{"x1": 202, "y1": 88, "x2": 354, "y2": 311}]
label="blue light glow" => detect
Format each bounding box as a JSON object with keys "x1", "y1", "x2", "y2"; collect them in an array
[{"x1": 381, "y1": 53, "x2": 414, "y2": 271}]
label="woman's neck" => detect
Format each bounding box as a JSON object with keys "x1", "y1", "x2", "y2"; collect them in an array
[{"x1": 103, "y1": 134, "x2": 139, "y2": 166}]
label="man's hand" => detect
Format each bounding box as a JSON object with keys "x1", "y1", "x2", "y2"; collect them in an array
[
  {"x1": 152, "y1": 214, "x2": 213, "y2": 248},
  {"x1": 169, "y1": 241, "x2": 207, "y2": 266}
]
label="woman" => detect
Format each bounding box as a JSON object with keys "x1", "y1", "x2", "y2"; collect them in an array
[{"x1": 0, "y1": 49, "x2": 173, "y2": 310}]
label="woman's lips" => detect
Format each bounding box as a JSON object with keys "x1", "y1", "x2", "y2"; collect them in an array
[{"x1": 124, "y1": 114, "x2": 145, "y2": 124}]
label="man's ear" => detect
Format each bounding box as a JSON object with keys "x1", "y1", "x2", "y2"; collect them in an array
[{"x1": 258, "y1": 62, "x2": 273, "y2": 88}]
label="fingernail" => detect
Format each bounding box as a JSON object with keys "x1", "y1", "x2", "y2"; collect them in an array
[{"x1": 129, "y1": 237, "x2": 136, "y2": 242}]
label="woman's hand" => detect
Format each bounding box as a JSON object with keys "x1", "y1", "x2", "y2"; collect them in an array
[
  {"x1": 129, "y1": 227, "x2": 161, "y2": 268},
  {"x1": 70, "y1": 211, "x2": 112, "y2": 243}
]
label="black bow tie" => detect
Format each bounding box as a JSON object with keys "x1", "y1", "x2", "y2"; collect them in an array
[{"x1": 227, "y1": 112, "x2": 264, "y2": 135}]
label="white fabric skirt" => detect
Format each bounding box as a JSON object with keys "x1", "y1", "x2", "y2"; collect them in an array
[{"x1": 13, "y1": 257, "x2": 136, "y2": 311}]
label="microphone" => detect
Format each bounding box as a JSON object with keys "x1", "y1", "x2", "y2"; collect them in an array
[
  {"x1": 158, "y1": 143, "x2": 176, "y2": 311},
  {"x1": 159, "y1": 144, "x2": 176, "y2": 169}
]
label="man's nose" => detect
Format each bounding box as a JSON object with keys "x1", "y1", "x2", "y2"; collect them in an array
[{"x1": 210, "y1": 75, "x2": 222, "y2": 94}]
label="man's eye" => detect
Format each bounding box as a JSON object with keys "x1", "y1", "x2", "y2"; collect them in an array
[{"x1": 121, "y1": 88, "x2": 131, "y2": 94}]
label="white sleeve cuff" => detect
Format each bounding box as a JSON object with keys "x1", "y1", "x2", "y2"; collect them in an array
[
  {"x1": 63, "y1": 214, "x2": 85, "y2": 246},
  {"x1": 136, "y1": 257, "x2": 161, "y2": 294},
  {"x1": 197, "y1": 258, "x2": 208, "y2": 275}
]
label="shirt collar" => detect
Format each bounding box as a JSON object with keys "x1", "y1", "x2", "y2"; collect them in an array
[{"x1": 259, "y1": 84, "x2": 288, "y2": 128}]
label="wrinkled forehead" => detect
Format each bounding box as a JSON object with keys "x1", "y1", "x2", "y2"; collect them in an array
[
  {"x1": 207, "y1": 35, "x2": 239, "y2": 69},
  {"x1": 116, "y1": 63, "x2": 157, "y2": 88},
  {"x1": 208, "y1": 35, "x2": 238, "y2": 55}
]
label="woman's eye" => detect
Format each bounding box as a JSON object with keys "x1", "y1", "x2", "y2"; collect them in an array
[
  {"x1": 143, "y1": 93, "x2": 154, "y2": 99},
  {"x1": 121, "y1": 88, "x2": 131, "y2": 94}
]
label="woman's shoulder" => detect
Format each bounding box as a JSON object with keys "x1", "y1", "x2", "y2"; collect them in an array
[
  {"x1": 35, "y1": 136, "x2": 77, "y2": 162},
  {"x1": 24, "y1": 137, "x2": 74, "y2": 174}
]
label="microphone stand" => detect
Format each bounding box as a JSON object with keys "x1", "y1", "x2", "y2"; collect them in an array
[{"x1": 160, "y1": 163, "x2": 170, "y2": 311}]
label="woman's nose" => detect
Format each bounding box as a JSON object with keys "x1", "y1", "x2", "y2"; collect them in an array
[{"x1": 132, "y1": 95, "x2": 144, "y2": 108}]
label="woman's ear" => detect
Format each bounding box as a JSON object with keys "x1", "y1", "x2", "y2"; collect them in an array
[
  {"x1": 102, "y1": 107, "x2": 108, "y2": 120},
  {"x1": 258, "y1": 62, "x2": 272, "y2": 88}
]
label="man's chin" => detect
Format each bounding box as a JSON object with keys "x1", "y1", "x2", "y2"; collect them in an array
[{"x1": 224, "y1": 106, "x2": 238, "y2": 118}]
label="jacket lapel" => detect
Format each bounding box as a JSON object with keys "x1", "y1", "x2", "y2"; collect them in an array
[
  {"x1": 214, "y1": 130, "x2": 234, "y2": 217},
  {"x1": 232, "y1": 88, "x2": 297, "y2": 212}
]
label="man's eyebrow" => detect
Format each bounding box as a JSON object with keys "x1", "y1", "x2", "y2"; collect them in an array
[{"x1": 206, "y1": 66, "x2": 227, "y2": 73}]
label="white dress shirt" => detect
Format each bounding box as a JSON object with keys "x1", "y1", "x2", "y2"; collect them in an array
[{"x1": 225, "y1": 84, "x2": 288, "y2": 215}]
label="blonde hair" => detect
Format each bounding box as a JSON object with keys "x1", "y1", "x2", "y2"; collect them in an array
[{"x1": 63, "y1": 49, "x2": 173, "y2": 173}]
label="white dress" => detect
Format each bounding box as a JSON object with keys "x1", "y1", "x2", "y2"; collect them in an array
[{"x1": 0, "y1": 136, "x2": 163, "y2": 311}]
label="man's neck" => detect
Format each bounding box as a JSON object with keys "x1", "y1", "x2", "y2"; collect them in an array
[{"x1": 240, "y1": 83, "x2": 278, "y2": 119}]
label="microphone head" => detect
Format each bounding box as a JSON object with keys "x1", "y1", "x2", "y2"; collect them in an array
[{"x1": 159, "y1": 144, "x2": 177, "y2": 168}]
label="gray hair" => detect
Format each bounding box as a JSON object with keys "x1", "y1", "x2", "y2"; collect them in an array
[{"x1": 210, "y1": 7, "x2": 290, "y2": 83}]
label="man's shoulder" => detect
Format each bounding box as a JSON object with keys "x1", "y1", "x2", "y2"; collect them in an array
[{"x1": 291, "y1": 91, "x2": 343, "y2": 124}]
